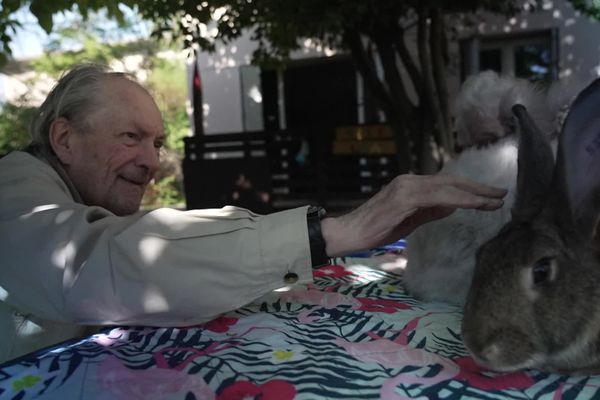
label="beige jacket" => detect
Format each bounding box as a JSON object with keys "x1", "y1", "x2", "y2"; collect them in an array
[{"x1": 0, "y1": 151, "x2": 313, "y2": 363}]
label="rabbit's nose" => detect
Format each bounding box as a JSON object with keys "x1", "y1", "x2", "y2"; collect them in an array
[
  {"x1": 462, "y1": 336, "x2": 498, "y2": 369},
  {"x1": 478, "y1": 343, "x2": 502, "y2": 364}
]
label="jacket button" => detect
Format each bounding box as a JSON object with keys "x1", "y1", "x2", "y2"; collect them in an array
[{"x1": 284, "y1": 272, "x2": 299, "y2": 284}]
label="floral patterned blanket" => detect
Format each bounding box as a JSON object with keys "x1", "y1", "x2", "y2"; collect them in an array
[{"x1": 1, "y1": 253, "x2": 599, "y2": 399}]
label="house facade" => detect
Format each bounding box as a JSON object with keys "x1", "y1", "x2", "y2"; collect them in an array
[
  {"x1": 181, "y1": 0, "x2": 600, "y2": 210},
  {"x1": 189, "y1": 0, "x2": 600, "y2": 136}
]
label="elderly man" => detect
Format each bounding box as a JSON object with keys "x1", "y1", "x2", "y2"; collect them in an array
[{"x1": 0, "y1": 64, "x2": 506, "y2": 362}]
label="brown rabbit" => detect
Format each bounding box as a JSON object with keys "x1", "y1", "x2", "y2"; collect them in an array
[{"x1": 461, "y1": 78, "x2": 600, "y2": 374}]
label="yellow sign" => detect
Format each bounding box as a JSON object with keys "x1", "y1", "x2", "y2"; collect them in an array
[{"x1": 333, "y1": 125, "x2": 396, "y2": 155}]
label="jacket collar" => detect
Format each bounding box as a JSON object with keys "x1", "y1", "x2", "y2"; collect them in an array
[{"x1": 24, "y1": 143, "x2": 85, "y2": 204}]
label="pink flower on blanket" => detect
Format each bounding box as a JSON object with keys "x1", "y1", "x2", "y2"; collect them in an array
[
  {"x1": 281, "y1": 290, "x2": 411, "y2": 315},
  {"x1": 454, "y1": 356, "x2": 534, "y2": 391},
  {"x1": 98, "y1": 355, "x2": 215, "y2": 400},
  {"x1": 355, "y1": 298, "x2": 411, "y2": 313},
  {"x1": 313, "y1": 264, "x2": 353, "y2": 278},
  {"x1": 202, "y1": 316, "x2": 239, "y2": 333},
  {"x1": 335, "y1": 312, "x2": 535, "y2": 398},
  {"x1": 280, "y1": 289, "x2": 358, "y2": 308},
  {"x1": 217, "y1": 379, "x2": 296, "y2": 400}
]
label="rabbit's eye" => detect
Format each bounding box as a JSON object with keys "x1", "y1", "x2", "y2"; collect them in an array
[{"x1": 532, "y1": 257, "x2": 554, "y2": 285}]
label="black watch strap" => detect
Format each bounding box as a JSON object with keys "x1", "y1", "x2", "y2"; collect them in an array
[{"x1": 307, "y1": 206, "x2": 330, "y2": 267}]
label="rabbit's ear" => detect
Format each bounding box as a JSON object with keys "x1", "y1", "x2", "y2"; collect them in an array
[
  {"x1": 511, "y1": 104, "x2": 556, "y2": 221},
  {"x1": 556, "y1": 78, "x2": 600, "y2": 237}
]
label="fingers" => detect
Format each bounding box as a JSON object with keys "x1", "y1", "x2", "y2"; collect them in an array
[
  {"x1": 475, "y1": 198, "x2": 505, "y2": 210},
  {"x1": 434, "y1": 174, "x2": 508, "y2": 198},
  {"x1": 401, "y1": 174, "x2": 507, "y2": 210},
  {"x1": 426, "y1": 184, "x2": 505, "y2": 211},
  {"x1": 323, "y1": 173, "x2": 508, "y2": 256}
]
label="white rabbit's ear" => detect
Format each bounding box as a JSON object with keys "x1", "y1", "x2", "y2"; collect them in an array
[
  {"x1": 556, "y1": 78, "x2": 600, "y2": 237},
  {"x1": 511, "y1": 104, "x2": 556, "y2": 221}
]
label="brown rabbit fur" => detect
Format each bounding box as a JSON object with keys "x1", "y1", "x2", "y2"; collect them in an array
[{"x1": 461, "y1": 78, "x2": 600, "y2": 374}]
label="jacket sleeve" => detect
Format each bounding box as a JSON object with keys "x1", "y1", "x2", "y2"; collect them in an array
[{"x1": 0, "y1": 152, "x2": 313, "y2": 326}]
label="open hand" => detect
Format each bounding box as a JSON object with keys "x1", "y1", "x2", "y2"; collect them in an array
[{"x1": 321, "y1": 174, "x2": 507, "y2": 256}]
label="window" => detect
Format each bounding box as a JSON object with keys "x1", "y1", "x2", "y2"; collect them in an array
[{"x1": 461, "y1": 29, "x2": 558, "y2": 83}]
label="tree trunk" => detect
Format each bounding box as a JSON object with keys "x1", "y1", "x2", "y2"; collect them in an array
[
  {"x1": 371, "y1": 33, "x2": 414, "y2": 118},
  {"x1": 344, "y1": 30, "x2": 413, "y2": 173},
  {"x1": 429, "y1": 7, "x2": 453, "y2": 158},
  {"x1": 393, "y1": 26, "x2": 424, "y2": 99},
  {"x1": 417, "y1": 6, "x2": 448, "y2": 170}
]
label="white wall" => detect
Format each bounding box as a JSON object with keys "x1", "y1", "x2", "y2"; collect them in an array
[{"x1": 191, "y1": 32, "x2": 338, "y2": 134}]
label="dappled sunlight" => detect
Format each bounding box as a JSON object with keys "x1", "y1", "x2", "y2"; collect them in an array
[
  {"x1": 561, "y1": 68, "x2": 573, "y2": 77},
  {"x1": 91, "y1": 327, "x2": 129, "y2": 347},
  {"x1": 564, "y1": 34, "x2": 575, "y2": 45},
  {"x1": 27, "y1": 204, "x2": 60, "y2": 214},
  {"x1": 0, "y1": 286, "x2": 8, "y2": 301},
  {"x1": 248, "y1": 85, "x2": 262, "y2": 103},
  {"x1": 138, "y1": 236, "x2": 168, "y2": 264},
  {"x1": 345, "y1": 264, "x2": 395, "y2": 284},
  {"x1": 212, "y1": 6, "x2": 227, "y2": 21},
  {"x1": 51, "y1": 241, "x2": 75, "y2": 270},
  {"x1": 301, "y1": 38, "x2": 338, "y2": 57},
  {"x1": 500, "y1": 142, "x2": 517, "y2": 161},
  {"x1": 54, "y1": 210, "x2": 74, "y2": 225},
  {"x1": 378, "y1": 257, "x2": 408, "y2": 273},
  {"x1": 141, "y1": 287, "x2": 170, "y2": 313},
  {"x1": 274, "y1": 285, "x2": 293, "y2": 292},
  {"x1": 18, "y1": 320, "x2": 44, "y2": 335}
]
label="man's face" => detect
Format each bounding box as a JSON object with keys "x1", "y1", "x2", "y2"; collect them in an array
[{"x1": 63, "y1": 78, "x2": 165, "y2": 215}]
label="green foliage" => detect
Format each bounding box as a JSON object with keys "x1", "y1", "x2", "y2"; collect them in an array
[
  {"x1": 0, "y1": 100, "x2": 35, "y2": 156},
  {"x1": 1, "y1": 15, "x2": 189, "y2": 206},
  {"x1": 1, "y1": 0, "x2": 599, "y2": 68},
  {"x1": 142, "y1": 175, "x2": 184, "y2": 208},
  {"x1": 29, "y1": 37, "x2": 160, "y2": 76},
  {"x1": 0, "y1": 0, "x2": 138, "y2": 66},
  {"x1": 569, "y1": 0, "x2": 600, "y2": 19},
  {"x1": 141, "y1": 57, "x2": 189, "y2": 207},
  {"x1": 128, "y1": 0, "x2": 520, "y2": 67},
  {"x1": 145, "y1": 57, "x2": 189, "y2": 152}
]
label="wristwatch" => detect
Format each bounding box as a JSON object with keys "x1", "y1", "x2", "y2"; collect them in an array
[{"x1": 307, "y1": 206, "x2": 330, "y2": 267}]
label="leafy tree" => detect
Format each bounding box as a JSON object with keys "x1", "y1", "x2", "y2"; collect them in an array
[
  {"x1": 0, "y1": 0, "x2": 135, "y2": 64},
  {"x1": 146, "y1": 57, "x2": 189, "y2": 152},
  {"x1": 2, "y1": 0, "x2": 599, "y2": 171},
  {"x1": 0, "y1": 100, "x2": 36, "y2": 156}
]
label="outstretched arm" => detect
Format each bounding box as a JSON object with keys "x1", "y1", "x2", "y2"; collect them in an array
[{"x1": 321, "y1": 174, "x2": 507, "y2": 256}]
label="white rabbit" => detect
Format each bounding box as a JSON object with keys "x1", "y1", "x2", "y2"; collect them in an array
[
  {"x1": 403, "y1": 135, "x2": 518, "y2": 306},
  {"x1": 403, "y1": 71, "x2": 575, "y2": 306},
  {"x1": 453, "y1": 71, "x2": 552, "y2": 149}
]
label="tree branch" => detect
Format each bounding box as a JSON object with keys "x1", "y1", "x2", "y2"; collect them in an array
[
  {"x1": 417, "y1": 6, "x2": 449, "y2": 157},
  {"x1": 371, "y1": 32, "x2": 415, "y2": 118},
  {"x1": 344, "y1": 30, "x2": 395, "y2": 117},
  {"x1": 430, "y1": 7, "x2": 451, "y2": 151},
  {"x1": 392, "y1": 26, "x2": 424, "y2": 102},
  {"x1": 344, "y1": 29, "x2": 414, "y2": 172}
]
